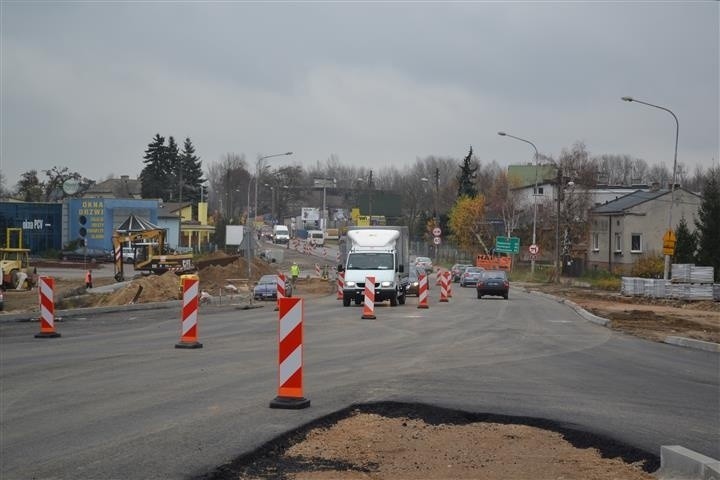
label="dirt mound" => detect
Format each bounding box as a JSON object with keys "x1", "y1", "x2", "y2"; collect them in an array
[
  {"x1": 198, "y1": 257, "x2": 278, "y2": 294},
  {"x1": 99, "y1": 272, "x2": 180, "y2": 305}
]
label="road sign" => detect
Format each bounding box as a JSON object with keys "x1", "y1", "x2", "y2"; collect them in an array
[
  {"x1": 432, "y1": 227, "x2": 442, "y2": 237},
  {"x1": 662, "y1": 229, "x2": 676, "y2": 256},
  {"x1": 529, "y1": 244, "x2": 539, "y2": 255},
  {"x1": 495, "y1": 236, "x2": 520, "y2": 254},
  {"x1": 433, "y1": 236, "x2": 441, "y2": 245}
]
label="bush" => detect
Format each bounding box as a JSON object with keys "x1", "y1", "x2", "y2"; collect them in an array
[
  {"x1": 631, "y1": 254, "x2": 664, "y2": 278},
  {"x1": 594, "y1": 277, "x2": 621, "y2": 290}
]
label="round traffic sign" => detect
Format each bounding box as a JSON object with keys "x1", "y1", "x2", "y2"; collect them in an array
[
  {"x1": 529, "y1": 244, "x2": 539, "y2": 255},
  {"x1": 433, "y1": 236, "x2": 441, "y2": 245},
  {"x1": 432, "y1": 227, "x2": 442, "y2": 237}
]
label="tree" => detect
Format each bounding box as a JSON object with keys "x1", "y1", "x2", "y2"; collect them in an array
[
  {"x1": 695, "y1": 167, "x2": 720, "y2": 281},
  {"x1": 447, "y1": 195, "x2": 487, "y2": 253},
  {"x1": 176, "y1": 137, "x2": 204, "y2": 203},
  {"x1": 164, "y1": 136, "x2": 180, "y2": 200},
  {"x1": 15, "y1": 170, "x2": 44, "y2": 202},
  {"x1": 673, "y1": 216, "x2": 697, "y2": 264},
  {"x1": 42, "y1": 166, "x2": 83, "y2": 201},
  {"x1": 456, "y1": 147, "x2": 478, "y2": 198},
  {"x1": 140, "y1": 134, "x2": 169, "y2": 200}
]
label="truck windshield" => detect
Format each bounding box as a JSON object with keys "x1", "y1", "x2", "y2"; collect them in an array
[{"x1": 347, "y1": 253, "x2": 394, "y2": 270}]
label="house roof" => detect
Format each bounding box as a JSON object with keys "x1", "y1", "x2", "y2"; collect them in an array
[
  {"x1": 592, "y1": 189, "x2": 669, "y2": 214},
  {"x1": 158, "y1": 202, "x2": 191, "y2": 218},
  {"x1": 84, "y1": 176, "x2": 141, "y2": 198},
  {"x1": 116, "y1": 214, "x2": 161, "y2": 232}
]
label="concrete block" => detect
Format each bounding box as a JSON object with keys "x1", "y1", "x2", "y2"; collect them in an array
[
  {"x1": 664, "y1": 336, "x2": 720, "y2": 353},
  {"x1": 658, "y1": 445, "x2": 720, "y2": 480}
]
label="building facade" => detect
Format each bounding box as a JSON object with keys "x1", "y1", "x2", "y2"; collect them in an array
[
  {"x1": 587, "y1": 188, "x2": 701, "y2": 273},
  {"x1": 0, "y1": 201, "x2": 63, "y2": 253}
]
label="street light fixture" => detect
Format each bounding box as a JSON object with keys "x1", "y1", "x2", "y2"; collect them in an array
[
  {"x1": 498, "y1": 131, "x2": 541, "y2": 274},
  {"x1": 621, "y1": 96, "x2": 679, "y2": 280},
  {"x1": 246, "y1": 151, "x2": 293, "y2": 284}
]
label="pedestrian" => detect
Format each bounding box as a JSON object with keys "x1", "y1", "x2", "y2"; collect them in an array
[
  {"x1": 290, "y1": 261, "x2": 300, "y2": 288},
  {"x1": 85, "y1": 269, "x2": 93, "y2": 289}
]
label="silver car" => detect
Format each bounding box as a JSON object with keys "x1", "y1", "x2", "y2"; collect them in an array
[{"x1": 459, "y1": 266, "x2": 485, "y2": 287}]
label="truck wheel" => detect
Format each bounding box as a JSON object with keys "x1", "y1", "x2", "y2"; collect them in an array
[
  {"x1": 10, "y1": 270, "x2": 19, "y2": 289},
  {"x1": 398, "y1": 293, "x2": 406, "y2": 305},
  {"x1": 390, "y1": 294, "x2": 398, "y2": 307},
  {"x1": 343, "y1": 296, "x2": 351, "y2": 307}
]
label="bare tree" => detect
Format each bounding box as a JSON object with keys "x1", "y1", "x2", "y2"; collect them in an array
[{"x1": 205, "y1": 153, "x2": 250, "y2": 222}]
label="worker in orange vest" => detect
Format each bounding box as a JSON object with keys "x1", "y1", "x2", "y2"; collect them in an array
[{"x1": 85, "y1": 270, "x2": 93, "y2": 289}]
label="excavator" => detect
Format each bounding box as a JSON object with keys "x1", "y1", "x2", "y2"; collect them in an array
[
  {"x1": 0, "y1": 228, "x2": 35, "y2": 290},
  {"x1": 111, "y1": 214, "x2": 195, "y2": 282}
]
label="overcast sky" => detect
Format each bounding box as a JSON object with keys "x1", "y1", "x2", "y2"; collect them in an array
[{"x1": 1, "y1": 1, "x2": 718, "y2": 188}]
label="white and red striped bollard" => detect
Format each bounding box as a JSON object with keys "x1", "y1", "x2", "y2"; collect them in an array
[
  {"x1": 436, "y1": 268, "x2": 442, "y2": 286},
  {"x1": 439, "y1": 271, "x2": 449, "y2": 302},
  {"x1": 337, "y1": 271, "x2": 344, "y2": 300},
  {"x1": 445, "y1": 271, "x2": 453, "y2": 298},
  {"x1": 269, "y1": 297, "x2": 310, "y2": 409},
  {"x1": 175, "y1": 276, "x2": 203, "y2": 348},
  {"x1": 362, "y1": 275, "x2": 376, "y2": 319},
  {"x1": 275, "y1": 272, "x2": 286, "y2": 311},
  {"x1": 35, "y1": 276, "x2": 60, "y2": 338},
  {"x1": 315, "y1": 263, "x2": 321, "y2": 277},
  {"x1": 417, "y1": 273, "x2": 429, "y2": 309}
]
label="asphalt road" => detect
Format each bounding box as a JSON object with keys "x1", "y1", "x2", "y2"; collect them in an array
[{"x1": 1, "y1": 284, "x2": 717, "y2": 479}]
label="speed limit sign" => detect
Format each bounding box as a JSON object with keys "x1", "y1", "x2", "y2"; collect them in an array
[
  {"x1": 433, "y1": 236, "x2": 441, "y2": 245},
  {"x1": 432, "y1": 227, "x2": 442, "y2": 237},
  {"x1": 529, "y1": 244, "x2": 539, "y2": 255}
]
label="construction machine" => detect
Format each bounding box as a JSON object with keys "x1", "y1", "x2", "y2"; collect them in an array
[
  {"x1": 111, "y1": 214, "x2": 195, "y2": 282},
  {"x1": 1, "y1": 228, "x2": 35, "y2": 290}
]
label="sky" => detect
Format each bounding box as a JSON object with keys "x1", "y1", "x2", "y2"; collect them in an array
[{"x1": 1, "y1": 1, "x2": 718, "y2": 189}]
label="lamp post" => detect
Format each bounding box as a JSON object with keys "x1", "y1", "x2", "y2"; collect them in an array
[
  {"x1": 246, "y1": 151, "x2": 293, "y2": 283},
  {"x1": 622, "y1": 96, "x2": 679, "y2": 280},
  {"x1": 498, "y1": 131, "x2": 540, "y2": 274},
  {"x1": 421, "y1": 168, "x2": 440, "y2": 260}
]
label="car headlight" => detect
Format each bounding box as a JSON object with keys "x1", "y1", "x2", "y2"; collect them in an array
[
  {"x1": 345, "y1": 281, "x2": 356, "y2": 288},
  {"x1": 380, "y1": 281, "x2": 392, "y2": 287},
  {"x1": 412, "y1": 282, "x2": 419, "y2": 287}
]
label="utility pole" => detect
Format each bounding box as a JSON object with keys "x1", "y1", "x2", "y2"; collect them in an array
[
  {"x1": 368, "y1": 169, "x2": 373, "y2": 219},
  {"x1": 555, "y1": 167, "x2": 562, "y2": 283}
]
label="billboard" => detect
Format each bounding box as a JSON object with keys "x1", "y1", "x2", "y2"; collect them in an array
[{"x1": 225, "y1": 225, "x2": 245, "y2": 245}]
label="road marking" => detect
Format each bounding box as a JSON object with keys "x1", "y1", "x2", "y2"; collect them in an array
[{"x1": 549, "y1": 320, "x2": 573, "y2": 323}]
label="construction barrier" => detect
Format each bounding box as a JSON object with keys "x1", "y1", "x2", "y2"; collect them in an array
[
  {"x1": 446, "y1": 271, "x2": 453, "y2": 298},
  {"x1": 269, "y1": 297, "x2": 310, "y2": 409},
  {"x1": 439, "y1": 272, "x2": 449, "y2": 303},
  {"x1": 35, "y1": 276, "x2": 60, "y2": 338},
  {"x1": 417, "y1": 273, "x2": 429, "y2": 309},
  {"x1": 275, "y1": 272, "x2": 286, "y2": 311},
  {"x1": 175, "y1": 276, "x2": 203, "y2": 349},
  {"x1": 362, "y1": 276, "x2": 376, "y2": 319},
  {"x1": 436, "y1": 268, "x2": 442, "y2": 286},
  {"x1": 315, "y1": 263, "x2": 321, "y2": 277},
  {"x1": 337, "y1": 271, "x2": 344, "y2": 300},
  {"x1": 475, "y1": 254, "x2": 512, "y2": 271}
]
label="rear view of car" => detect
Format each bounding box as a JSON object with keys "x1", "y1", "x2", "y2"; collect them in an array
[
  {"x1": 459, "y1": 266, "x2": 484, "y2": 287},
  {"x1": 451, "y1": 264, "x2": 472, "y2": 282},
  {"x1": 414, "y1": 256, "x2": 433, "y2": 274},
  {"x1": 476, "y1": 270, "x2": 509, "y2": 299}
]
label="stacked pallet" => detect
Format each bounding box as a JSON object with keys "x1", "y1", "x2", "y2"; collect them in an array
[
  {"x1": 643, "y1": 279, "x2": 669, "y2": 298},
  {"x1": 669, "y1": 264, "x2": 715, "y2": 301},
  {"x1": 714, "y1": 284, "x2": 720, "y2": 301},
  {"x1": 621, "y1": 277, "x2": 646, "y2": 296}
]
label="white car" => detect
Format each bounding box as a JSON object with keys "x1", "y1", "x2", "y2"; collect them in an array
[{"x1": 414, "y1": 256, "x2": 433, "y2": 273}]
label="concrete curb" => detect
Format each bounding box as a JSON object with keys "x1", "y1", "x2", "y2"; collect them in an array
[
  {"x1": 524, "y1": 288, "x2": 720, "y2": 353},
  {"x1": 658, "y1": 445, "x2": 720, "y2": 480}
]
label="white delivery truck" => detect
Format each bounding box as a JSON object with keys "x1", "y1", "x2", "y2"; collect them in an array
[
  {"x1": 339, "y1": 226, "x2": 409, "y2": 307},
  {"x1": 272, "y1": 225, "x2": 290, "y2": 244}
]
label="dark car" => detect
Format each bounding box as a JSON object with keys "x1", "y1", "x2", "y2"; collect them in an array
[
  {"x1": 0, "y1": 288, "x2": 4, "y2": 311},
  {"x1": 451, "y1": 263, "x2": 473, "y2": 283},
  {"x1": 459, "y1": 266, "x2": 484, "y2": 287},
  {"x1": 476, "y1": 270, "x2": 509, "y2": 299},
  {"x1": 405, "y1": 268, "x2": 431, "y2": 296},
  {"x1": 253, "y1": 274, "x2": 293, "y2": 301},
  {"x1": 60, "y1": 247, "x2": 113, "y2": 263}
]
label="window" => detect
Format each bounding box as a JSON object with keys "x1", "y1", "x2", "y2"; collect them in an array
[
  {"x1": 592, "y1": 233, "x2": 599, "y2": 251},
  {"x1": 631, "y1": 234, "x2": 642, "y2": 253},
  {"x1": 614, "y1": 233, "x2": 622, "y2": 252}
]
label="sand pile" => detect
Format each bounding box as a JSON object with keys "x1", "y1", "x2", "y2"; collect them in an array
[
  {"x1": 99, "y1": 272, "x2": 180, "y2": 305},
  {"x1": 198, "y1": 257, "x2": 277, "y2": 294}
]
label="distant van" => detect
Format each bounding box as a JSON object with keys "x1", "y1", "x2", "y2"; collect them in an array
[
  {"x1": 122, "y1": 247, "x2": 135, "y2": 263},
  {"x1": 308, "y1": 230, "x2": 325, "y2": 246},
  {"x1": 272, "y1": 225, "x2": 290, "y2": 244}
]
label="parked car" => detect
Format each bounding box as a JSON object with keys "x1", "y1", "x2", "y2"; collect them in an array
[
  {"x1": 121, "y1": 247, "x2": 135, "y2": 263},
  {"x1": 476, "y1": 270, "x2": 509, "y2": 299},
  {"x1": 60, "y1": 247, "x2": 113, "y2": 263},
  {"x1": 459, "y1": 266, "x2": 485, "y2": 287},
  {"x1": 414, "y1": 256, "x2": 433, "y2": 274},
  {"x1": 253, "y1": 274, "x2": 293, "y2": 301},
  {"x1": 451, "y1": 263, "x2": 473, "y2": 283},
  {"x1": 0, "y1": 287, "x2": 4, "y2": 311},
  {"x1": 405, "y1": 267, "x2": 431, "y2": 296}
]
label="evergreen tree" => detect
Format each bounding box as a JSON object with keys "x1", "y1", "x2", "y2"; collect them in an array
[
  {"x1": 695, "y1": 167, "x2": 720, "y2": 281},
  {"x1": 673, "y1": 216, "x2": 697, "y2": 264},
  {"x1": 140, "y1": 134, "x2": 169, "y2": 200},
  {"x1": 177, "y1": 137, "x2": 204, "y2": 203},
  {"x1": 457, "y1": 146, "x2": 478, "y2": 198},
  {"x1": 165, "y1": 136, "x2": 180, "y2": 200}
]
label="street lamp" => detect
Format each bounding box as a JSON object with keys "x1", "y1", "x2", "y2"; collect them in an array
[
  {"x1": 498, "y1": 131, "x2": 540, "y2": 274},
  {"x1": 622, "y1": 96, "x2": 679, "y2": 280},
  {"x1": 246, "y1": 151, "x2": 293, "y2": 284}
]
